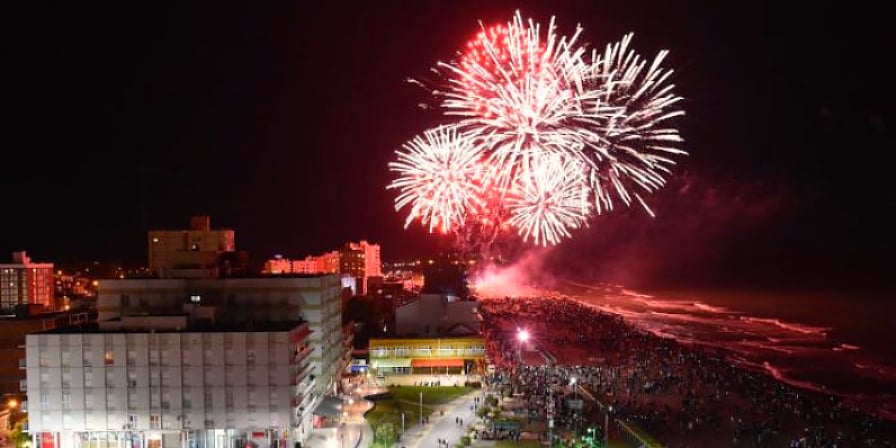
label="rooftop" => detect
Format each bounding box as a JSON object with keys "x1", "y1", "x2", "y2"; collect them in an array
[{"x1": 38, "y1": 319, "x2": 306, "y2": 334}]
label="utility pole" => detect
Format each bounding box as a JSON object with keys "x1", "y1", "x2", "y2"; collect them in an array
[
  {"x1": 401, "y1": 412, "x2": 405, "y2": 435},
  {"x1": 604, "y1": 407, "x2": 611, "y2": 447},
  {"x1": 419, "y1": 392, "x2": 423, "y2": 426}
]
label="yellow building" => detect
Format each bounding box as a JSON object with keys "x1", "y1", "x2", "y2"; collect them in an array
[{"x1": 369, "y1": 337, "x2": 485, "y2": 375}]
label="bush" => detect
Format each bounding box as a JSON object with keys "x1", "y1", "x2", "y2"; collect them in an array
[
  {"x1": 375, "y1": 422, "x2": 398, "y2": 447},
  {"x1": 460, "y1": 436, "x2": 472, "y2": 446}
]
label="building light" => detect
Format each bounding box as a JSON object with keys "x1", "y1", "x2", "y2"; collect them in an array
[
  {"x1": 190, "y1": 295, "x2": 201, "y2": 303},
  {"x1": 152, "y1": 237, "x2": 159, "y2": 243}
]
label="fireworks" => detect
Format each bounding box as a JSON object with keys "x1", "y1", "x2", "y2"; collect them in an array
[
  {"x1": 387, "y1": 126, "x2": 485, "y2": 234},
  {"x1": 388, "y1": 11, "x2": 686, "y2": 248},
  {"x1": 507, "y1": 154, "x2": 590, "y2": 246}
]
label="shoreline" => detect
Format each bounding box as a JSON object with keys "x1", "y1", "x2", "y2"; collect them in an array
[
  {"x1": 477, "y1": 295, "x2": 896, "y2": 446},
  {"x1": 557, "y1": 291, "x2": 896, "y2": 423}
]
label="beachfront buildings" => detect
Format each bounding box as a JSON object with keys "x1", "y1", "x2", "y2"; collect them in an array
[
  {"x1": 262, "y1": 241, "x2": 382, "y2": 295},
  {"x1": 148, "y1": 216, "x2": 244, "y2": 279},
  {"x1": 24, "y1": 319, "x2": 314, "y2": 448},
  {"x1": 94, "y1": 276, "x2": 344, "y2": 398},
  {"x1": 24, "y1": 274, "x2": 344, "y2": 448},
  {"x1": 394, "y1": 294, "x2": 478, "y2": 337},
  {"x1": 1, "y1": 251, "x2": 54, "y2": 313},
  {"x1": 368, "y1": 337, "x2": 486, "y2": 376}
]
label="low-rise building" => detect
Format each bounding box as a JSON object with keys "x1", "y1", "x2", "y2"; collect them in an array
[
  {"x1": 368, "y1": 337, "x2": 486, "y2": 376},
  {"x1": 394, "y1": 294, "x2": 478, "y2": 337}
]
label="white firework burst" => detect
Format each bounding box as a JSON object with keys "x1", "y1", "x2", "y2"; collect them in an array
[
  {"x1": 387, "y1": 126, "x2": 485, "y2": 234},
  {"x1": 506, "y1": 154, "x2": 590, "y2": 246}
]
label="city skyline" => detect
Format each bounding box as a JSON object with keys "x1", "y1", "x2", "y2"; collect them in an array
[{"x1": 3, "y1": 2, "x2": 894, "y2": 289}]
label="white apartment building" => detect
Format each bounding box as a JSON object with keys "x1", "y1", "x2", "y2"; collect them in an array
[
  {"x1": 94, "y1": 276, "x2": 344, "y2": 399},
  {"x1": 25, "y1": 320, "x2": 314, "y2": 448}
]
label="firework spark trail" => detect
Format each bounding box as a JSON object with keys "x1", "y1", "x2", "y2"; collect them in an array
[
  {"x1": 388, "y1": 11, "x2": 686, "y2": 249},
  {"x1": 507, "y1": 153, "x2": 590, "y2": 245},
  {"x1": 387, "y1": 126, "x2": 485, "y2": 234}
]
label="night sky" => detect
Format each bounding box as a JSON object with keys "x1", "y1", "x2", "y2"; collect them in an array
[{"x1": 3, "y1": 1, "x2": 894, "y2": 288}]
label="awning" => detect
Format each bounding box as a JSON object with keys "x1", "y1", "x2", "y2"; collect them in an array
[
  {"x1": 411, "y1": 358, "x2": 464, "y2": 368},
  {"x1": 371, "y1": 358, "x2": 412, "y2": 369},
  {"x1": 312, "y1": 396, "x2": 343, "y2": 417}
]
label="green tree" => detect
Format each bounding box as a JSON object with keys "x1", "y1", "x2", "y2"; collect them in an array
[
  {"x1": 10, "y1": 420, "x2": 32, "y2": 448},
  {"x1": 375, "y1": 422, "x2": 398, "y2": 448}
]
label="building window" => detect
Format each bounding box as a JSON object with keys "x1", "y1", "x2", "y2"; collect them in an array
[
  {"x1": 62, "y1": 391, "x2": 71, "y2": 407},
  {"x1": 104, "y1": 351, "x2": 114, "y2": 366},
  {"x1": 225, "y1": 389, "x2": 234, "y2": 408},
  {"x1": 84, "y1": 369, "x2": 93, "y2": 387},
  {"x1": 121, "y1": 295, "x2": 130, "y2": 306},
  {"x1": 190, "y1": 244, "x2": 199, "y2": 251}
]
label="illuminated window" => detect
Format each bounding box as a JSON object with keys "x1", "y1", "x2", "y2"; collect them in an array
[
  {"x1": 190, "y1": 295, "x2": 201, "y2": 303},
  {"x1": 152, "y1": 237, "x2": 159, "y2": 243},
  {"x1": 104, "y1": 351, "x2": 114, "y2": 366}
]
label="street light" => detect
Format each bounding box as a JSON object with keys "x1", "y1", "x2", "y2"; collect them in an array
[
  {"x1": 605, "y1": 405, "x2": 613, "y2": 447},
  {"x1": 516, "y1": 329, "x2": 529, "y2": 364},
  {"x1": 570, "y1": 377, "x2": 579, "y2": 434}
]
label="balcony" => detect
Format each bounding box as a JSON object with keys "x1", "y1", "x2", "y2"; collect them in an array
[
  {"x1": 292, "y1": 344, "x2": 313, "y2": 365},
  {"x1": 18, "y1": 358, "x2": 26, "y2": 370},
  {"x1": 19, "y1": 379, "x2": 26, "y2": 392}
]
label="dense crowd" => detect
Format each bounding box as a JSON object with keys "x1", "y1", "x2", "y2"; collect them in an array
[{"x1": 478, "y1": 296, "x2": 896, "y2": 447}]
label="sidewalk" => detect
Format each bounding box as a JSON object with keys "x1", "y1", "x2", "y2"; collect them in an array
[{"x1": 397, "y1": 390, "x2": 482, "y2": 448}]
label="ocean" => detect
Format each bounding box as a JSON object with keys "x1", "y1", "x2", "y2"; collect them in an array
[{"x1": 561, "y1": 282, "x2": 896, "y2": 421}]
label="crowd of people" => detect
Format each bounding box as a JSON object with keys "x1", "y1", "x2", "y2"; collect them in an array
[{"x1": 478, "y1": 296, "x2": 896, "y2": 447}]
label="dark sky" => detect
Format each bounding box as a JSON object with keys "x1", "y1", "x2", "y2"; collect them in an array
[{"x1": 3, "y1": 1, "x2": 894, "y2": 288}]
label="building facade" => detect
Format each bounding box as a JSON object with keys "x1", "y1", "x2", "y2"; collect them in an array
[
  {"x1": 94, "y1": 276, "x2": 344, "y2": 399},
  {"x1": 368, "y1": 337, "x2": 486, "y2": 375},
  {"x1": 263, "y1": 242, "x2": 380, "y2": 296},
  {"x1": 394, "y1": 294, "x2": 478, "y2": 337},
  {"x1": 148, "y1": 217, "x2": 237, "y2": 278},
  {"x1": 1, "y1": 313, "x2": 88, "y2": 397},
  {"x1": 25, "y1": 321, "x2": 314, "y2": 448},
  {"x1": 0, "y1": 251, "x2": 54, "y2": 313}
]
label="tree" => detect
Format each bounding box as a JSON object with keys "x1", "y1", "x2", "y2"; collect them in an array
[
  {"x1": 10, "y1": 420, "x2": 31, "y2": 448},
  {"x1": 375, "y1": 422, "x2": 398, "y2": 448}
]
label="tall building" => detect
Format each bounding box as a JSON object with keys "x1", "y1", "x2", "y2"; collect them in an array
[
  {"x1": 1, "y1": 251, "x2": 54, "y2": 313},
  {"x1": 94, "y1": 276, "x2": 344, "y2": 399},
  {"x1": 340, "y1": 241, "x2": 382, "y2": 295},
  {"x1": 264, "y1": 241, "x2": 380, "y2": 295},
  {"x1": 148, "y1": 217, "x2": 240, "y2": 279},
  {"x1": 25, "y1": 319, "x2": 314, "y2": 448},
  {"x1": 24, "y1": 274, "x2": 345, "y2": 448}
]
